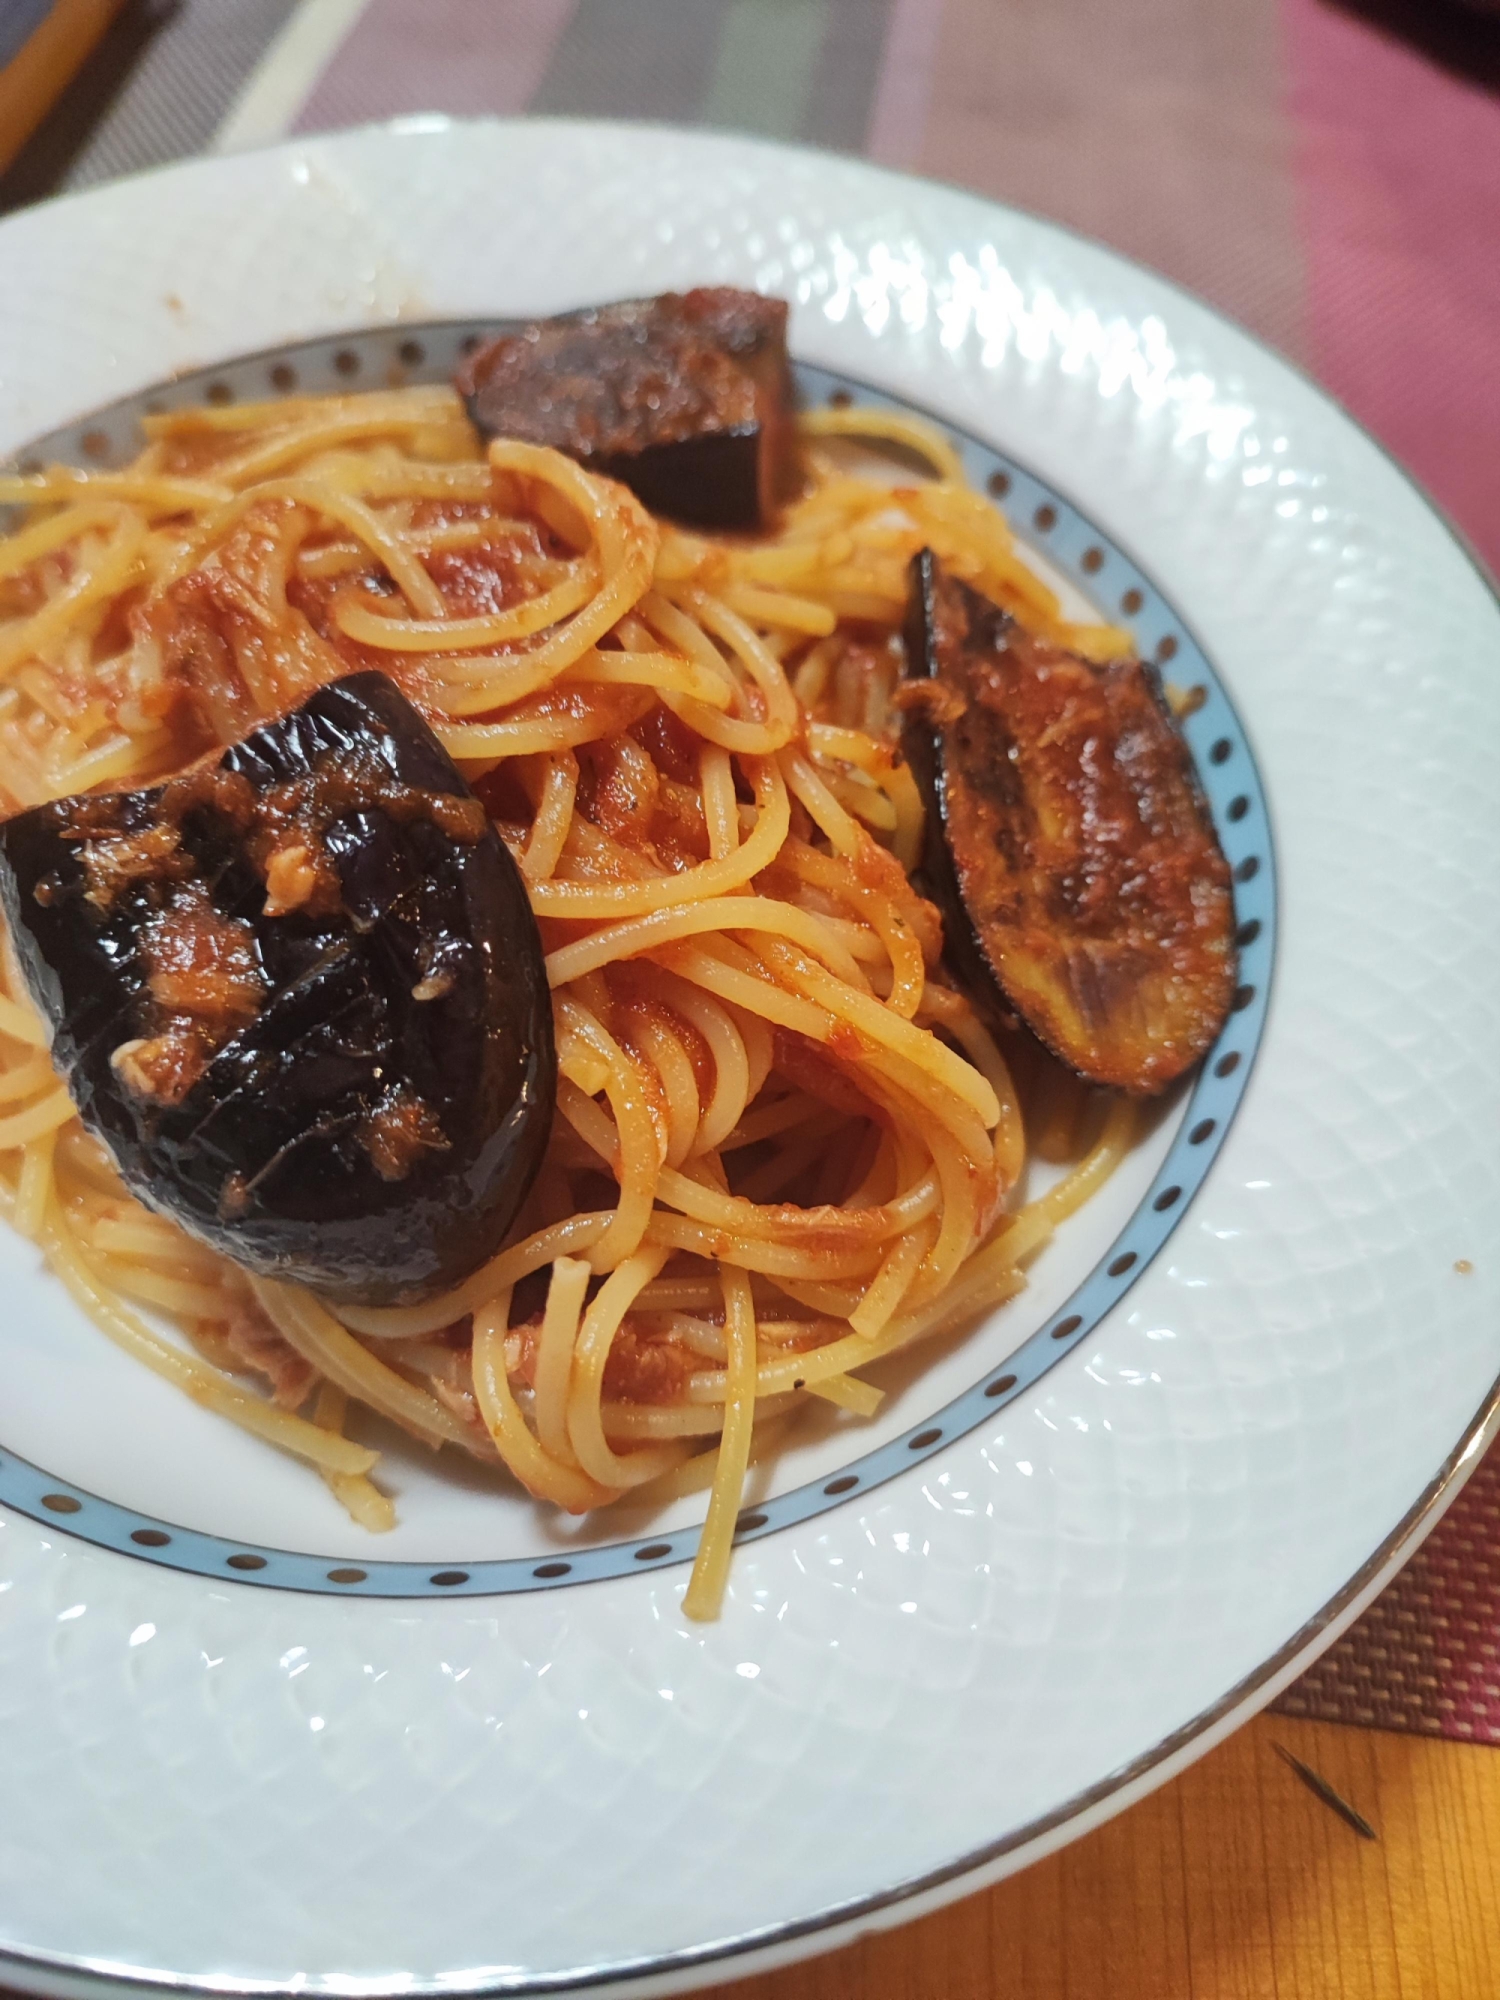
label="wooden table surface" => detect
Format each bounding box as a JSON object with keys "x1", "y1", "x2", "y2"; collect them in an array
[{"x1": 713, "y1": 1716, "x2": 1500, "y2": 2000}]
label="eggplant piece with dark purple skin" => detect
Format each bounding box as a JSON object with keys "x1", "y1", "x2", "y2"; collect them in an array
[
  {"x1": 455, "y1": 288, "x2": 799, "y2": 530},
  {"x1": 900, "y1": 551, "x2": 1236, "y2": 1096},
  {"x1": 0, "y1": 672, "x2": 555, "y2": 1305}
]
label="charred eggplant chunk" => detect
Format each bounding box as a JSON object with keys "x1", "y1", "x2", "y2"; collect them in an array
[
  {"x1": 900, "y1": 552, "x2": 1235, "y2": 1095},
  {"x1": 456, "y1": 287, "x2": 799, "y2": 529},
  {"x1": 0, "y1": 673, "x2": 555, "y2": 1305}
]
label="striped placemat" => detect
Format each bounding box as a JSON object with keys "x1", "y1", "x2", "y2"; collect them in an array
[{"x1": 2, "y1": 0, "x2": 1498, "y2": 1744}]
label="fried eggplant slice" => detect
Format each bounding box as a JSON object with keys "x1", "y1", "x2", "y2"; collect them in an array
[
  {"x1": 0, "y1": 672, "x2": 555, "y2": 1305},
  {"x1": 900, "y1": 551, "x2": 1235, "y2": 1095},
  {"x1": 456, "y1": 287, "x2": 799, "y2": 529}
]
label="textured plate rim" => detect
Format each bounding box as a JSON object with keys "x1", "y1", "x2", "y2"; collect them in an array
[
  {"x1": 0, "y1": 115, "x2": 1494, "y2": 2000},
  {"x1": 2, "y1": 1363, "x2": 1497, "y2": 2000}
]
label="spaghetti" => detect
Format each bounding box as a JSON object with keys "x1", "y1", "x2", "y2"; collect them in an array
[{"x1": 0, "y1": 380, "x2": 1138, "y2": 1615}]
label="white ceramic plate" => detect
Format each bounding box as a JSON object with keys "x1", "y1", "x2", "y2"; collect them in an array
[{"x1": 0, "y1": 118, "x2": 1496, "y2": 1999}]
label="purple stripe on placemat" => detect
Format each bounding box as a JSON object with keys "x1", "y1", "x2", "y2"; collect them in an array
[
  {"x1": 293, "y1": 0, "x2": 577, "y2": 131},
  {"x1": 866, "y1": 0, "x2": 944, "y2": 167}
]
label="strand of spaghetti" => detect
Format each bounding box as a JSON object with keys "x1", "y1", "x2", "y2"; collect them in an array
[
  {"x1": 529, "y1": 756, "x2": 788, "y2": 919},
  {"x1": 680, "y1": 589, "x2": 800, "y2": 742},
  {"x1": 736, "y1": 1001, "x2": 775, "y2": 1103},
  {"x1": 335, "y1": 463, "x2": 496, "y2": 504},
  {"x1": 0, "y1": 474, "x2": 233, "y2": 520},
  {"x1": 486, "y1": 440, "x2": 657, "y2": 662},
  {"x1": 729, "y1": 531, "x2": 854, "y2": 585},
  {"x1": 639, "y1": 969, "x2": 752, "y2": 1158},
  {"x1": 13, "y1": 1126, "x2": 56, "y2": 1239},
  {"x1": 470, "y1": 1290, "x2": 612, "y2": 1511},
  {"x1": 519, "y1": 751, "x2": 578, "y2": 884},
  {"x1": 819, "y1": 765, "x2": 897, "y2": 836},
  {"x1": 654, "y1": 1159, "x2": 939, "y2": 1246},
  {"x1": 894, "y1": 1101, "x2": 1139, "y2": 1345},
  {"x1": 779, "y1": 747, "x2": 864, "y2": 857},
  {"x1": 806, "y1": 722, "x2": 895, "y2": 773},
  {"x1": 642, "y1": 1212, "x2": 886, "y2": 1281},
  {"x1": 0, "y1": 1054, "x2": 54, "y2": 1103},
  {"x1": 917, "y1": 985, "x2": 1026, "y2": 1190},
  {"x1": 147, "y1": 476, "x2": 442, "y2": 616},
  {"x1": 210, "y1": 400, "x2": 470, "y2": 481},
  {"x1": 636, "y1": 592, "x2": 792, "y2": 754},
  {"x1": 543, "y1": 892, "x2": 872, "y2": 990},
  {"x1": 41, "y1": 1205, "x2": 378, "y2": 1474},
  {"x1": 812, "y1": 732, "x2": 916, "y2": 848},
  {"x1": 717, "y1": 582, "x2": 835, "y2": 637},
  {"x1": 805, "y1": 1372, "x2": 884, "y2": 1417},
  {"x1": 633, "y1": 591, "x2": 738, "y2": 691},
  {"x1": 0, "y1": 515, "x2": 147, "y2": 679},
  {"x1": 0, "y1": 993, "x2": 46, "y2": 1046},
  {"x1": 93, "y1": 1257, "x2": 229, "y2": 1320},
  {"x1": 880, "y1": 1260, "x2": 1029, "y2": 1354},
  {"x1": 623, "y1": 1409, "x2": 796, "y2": 1503},
  {"x1": 655, "y1": 936, "x2": 841, "y2": 1043},
  {"x1": 798, "y1": 404, "x2": 967, "y2": 483},
  {"x1": 848, "y1": 1217, "x2": 937, "y2": 1339},
  {"x1": 781, "y1": 840, "x2": 927, "y2": 1019},
  {"x1": 313, "y1": 1382, "x2": 396, "y2": 1532},
  {"x1": 1035, "y1": 1094, "x2": 1137, "y2": 1227},
  {"x1": 143, "y1": 385, "x2": 460, "y2": 436},
  {"x1": 52, "y1": 729, "x2": 176, "y2": 796},
  {"x1": 700, "y1": 744, "x2": 739, "y2": 861},
  {"x1": 334, "y1": 557, "x2": 595, "y2": 648},
  {"x1": 905, "y1": 481, "x2": 1062, "y2": 623},
  {"x1": 0, "y1": 501, "x2": 125, "y2": 579},
  {"x1": 0, "y1": 1085, "x2": 76, "y2": 1149},
  {"x1": 272, "y1": 482, "x2": 447, "y2": 617},
  {"x1": 635, "y1": 1018, "x2": 699, "y2": 1167},
  {"x1": 685, "y1": 1325, "x2": 881, "y2": 1401},
  {"x1": 55, "y1": 1127, "x2": 120, "y2": 1194},
  {"x1": 565, "y1": 1247, "x2": 689, "y2": 1489},
  {"x1": 533, "y1": 1257, "x2": 592, "y2": 1465},
  {"x1": 440, "y1": 695, "x2": 655, "y2": 762},
  {"x1": 91, "y1": 1215, "x2": 225, "y2": 1274},
  {"x1": 555, "y1": 999, "x2": 662, "y2": 1268},
  {"x1": 418, "y1": 650, "x2": 594, "y2": 717},
  {"x1": 683, "y1": 1265, "x2": 757, "y2": 1620},
  {"x1": 720, "y1": 1090, "x2": 830, "y2": 1150},
  {"x1": 603, "y1": 1404, "x2": 730, "y2": 1440},
  {"x1": 252, "y1": 1279, "x2": 478, "y2": 1453},
  {"x1": 563, "y1": 650, "x2": 732, "y2": 709},
  {"x1": 850, "y1": 1065, "x2": 984, "y2": 1303},
  {"x1": 853, "y1": 1037, "x2": 995, "y2": 1168},
  {"x1": 334, "y1": 1211, "x2": 614, "y2": 1340},
  {"x1": 754, "y1": 936, "x2": 1000, "y2": 1130}
]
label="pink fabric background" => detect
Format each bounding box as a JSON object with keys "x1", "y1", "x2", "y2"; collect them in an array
[{"x1": 1287, "y1": 0, "x2": 1500, "y2": 575}]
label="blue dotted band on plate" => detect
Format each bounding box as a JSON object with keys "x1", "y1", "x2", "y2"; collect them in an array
[{"x1": 0, "y1": 331, "x2": 1275, "y2": 1596}]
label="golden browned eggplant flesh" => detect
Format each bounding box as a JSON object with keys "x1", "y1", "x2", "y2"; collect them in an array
[{"x1": 901, "y1": 551, "x2": 1236, "y2": 1095}]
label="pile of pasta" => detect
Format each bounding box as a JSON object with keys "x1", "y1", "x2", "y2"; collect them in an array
[{"x1": 0, "y1": 383, "x2": 1134, "y2": 1615}]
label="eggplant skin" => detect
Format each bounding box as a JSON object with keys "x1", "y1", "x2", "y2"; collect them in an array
[
  {"x1": 455, "y1": 288, "x2": 799, "y2": 530},
  {"x1": 0, "y1": 673, "x2": 556, "y2": 1306},
  {"x1": 901, "y1": 552, "x2": 1236, "y2": 1096}
]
